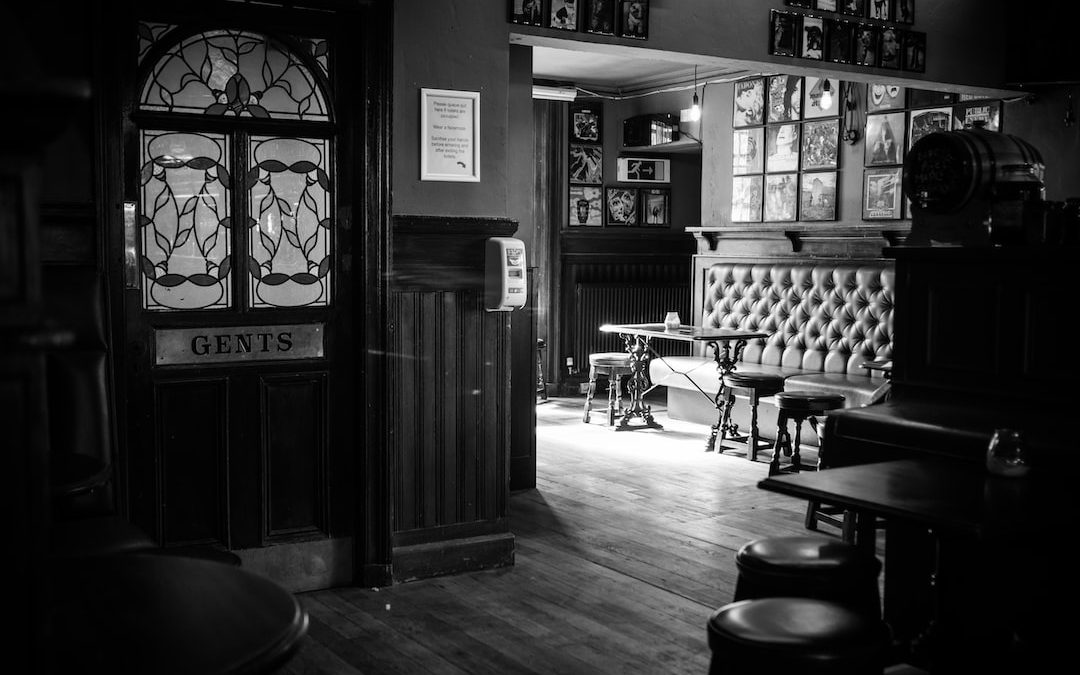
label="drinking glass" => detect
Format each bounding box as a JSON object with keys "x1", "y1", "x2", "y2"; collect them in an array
[
  {"x1": 985, "y1": 428, "x2": 1030, "y2": 477},
  {"x1": 664, "y1": 312, "x2": 681, "y2": 330}
]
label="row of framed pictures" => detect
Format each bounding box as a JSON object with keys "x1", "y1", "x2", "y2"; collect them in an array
[
  {"x1": 734, "y1": 75, "x2": 839, "y2": 128},
  {"x1": 731, "y1": 168, "x2": 904, "y2": 223},
  {"x1": 785, "y1": 0, "x2": 915, "y2": 25},
  {"x1": 864, "y1": 99, "x2": 1003, "y2": 167},
  {"x1": 570, "y1": 186, "x2": 670, "y2": 227},
  {"x1": 770, "y1": 9, "x2": 925, "y2": 71},
  {"x1": 508, "y1": 0, "x2": 648, "y2": 40},
  {"x1": 734, "y1": 118, "x2": 840, "y2": 175}
]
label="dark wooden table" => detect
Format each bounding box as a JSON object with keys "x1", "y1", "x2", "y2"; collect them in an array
[
  {"x1": 758, "y1": 458, "x2": 1072, "y2": 673},
  {"x1": 47, "y1": 552, "x2": 308, "y2": 674}
]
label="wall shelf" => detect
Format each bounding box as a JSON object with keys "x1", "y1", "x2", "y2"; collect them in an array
[{"x1": 620, "y1": 138, "x2": 702, "y2": 154}]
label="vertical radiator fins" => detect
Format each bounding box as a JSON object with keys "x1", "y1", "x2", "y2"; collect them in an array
[{"x1": 573, "y1": 284, "x2": 691, "y2": 369}]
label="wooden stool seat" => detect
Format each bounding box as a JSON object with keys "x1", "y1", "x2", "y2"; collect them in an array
[
  {"x1": 716, "y1": 372, "x2": 785, "y2": 461},
  {"x1": 583, "y1": 352, "x2": 632, "y2": 426},
  {"x1": 770, "y1": 391, "x2": 845, "y2": 475}
]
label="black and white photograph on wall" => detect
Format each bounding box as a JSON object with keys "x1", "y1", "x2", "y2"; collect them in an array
[
  {"x1": 800, "y1": 16, "x2": 825, "y2": 60},
  {"x1": 895, "y1": 0, "x2": 914, "y2": 24},
  {"x1": 767, "y1": 74, "x2": 802, "y2": 123},
  {"x1": 908, "y1": 107, "x2": 951, "y2": 149},
  {"x1": 605, "y1": 187, "x2": 639, "y2": 226},
  {"x1": 766, "y1": 123, "x2": 801, "y2": 173},
  {"x1": 731, "y1": 175, "x2": 764, "y2": 222},
  {"x1": 733, "y1": 77, "x2": 765, "y2": 127},
  {"x1": 854, "y1": 25, "x2": 879, "y2": 66},
  {"x1": 802, "y1": 119, "x2": 840, "y2": 170},
  {"x1": 815, "y1": 0, "x2": 838, "y2": 11},
  {"x1": 732, "y1": 128, "x2": 764, "y2": 175},
  {"x1": 826, "y1": 19, "x2": 854, "y2": 63},
  {"x1": 585, "y1": 0, "x2": 616, "y2": 34},
  {"x1": 804, "y1": 77, "x2": 841, "y2": 118},
  {"x1": 570, "y1": 102, "x2": 601, "y2": 143},
  {"x1": 569, "y1": 144, "x2": 603, "y2": 184},
  {"x1": 800, "y1": 171, "x2": 838, "y2": 221},
  {"x1": 569, "y1": 186, "x2": 603, "y2": 226},
  {"x1": 953, "y1": 100, "x2": 1002, "y2": 131},
  {"x1": 508, "y1": 0, "x2": 543, "y2": 26},
  {"x1": 769, "y1": 10, "x2": 800, "y2": 57},
  {"x1": 879, "y1": 27, "x2": 901, "y2": 69},
  {"x1": 866, "y1": 83, "x2": 905, "y2": 111},
  {"x1": 642, "y1": 188, "x2": 670, "y2": 227},
  {"x1": 839, "y1": 0, "x2": 865, "y2": 17},
  {"x1": 908, "y1": 88, "x2": 956, "y2": 108},
  {"x1": 902, "y1": 31, "x2": 926, "y2": 72},
  {"x1": 865, "y1": 112, "x2": 906, "y2": 165},
  {"x1": 868, "y1": 0, "x2": 890, "y2": 21},
  {"x1": 863, "y1": 167, "x2": 904, "y2": 219},
  {"x1": 764, "y1": 173, "x2": 799, "y2": 222},
  {"x1": 549, "y1": 1, "x2": 579, "y2": 30},
  {"x1": 618, "y1": 1, "x2": 648, "y2": 39}
]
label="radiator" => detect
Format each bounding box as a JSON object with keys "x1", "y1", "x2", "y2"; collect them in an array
[{"x1": 573, "y1": 284, "x2": 691, "y2": 370}]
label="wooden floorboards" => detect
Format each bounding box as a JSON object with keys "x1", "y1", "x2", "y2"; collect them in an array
[{"x1": 283, "y1": 395, "x2": 834, "y2": 674}]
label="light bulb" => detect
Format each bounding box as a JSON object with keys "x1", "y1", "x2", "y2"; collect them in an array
[
  {"x1": 820, "y1": 81, "x2": 833, "y2": 111},
  {"x1": 689, "y1": 92, "x2": 701, "y2": 122}
]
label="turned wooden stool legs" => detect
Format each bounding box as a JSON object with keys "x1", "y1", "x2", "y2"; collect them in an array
[
  {"x1": 582, "y1": 352, "x2": 632, "y2": 426},
  {"x1": 770, "y1": 391, "x2": 845, "y2": 476}
]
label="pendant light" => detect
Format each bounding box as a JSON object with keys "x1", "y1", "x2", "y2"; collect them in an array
[
  {"x1": 688, "y1": 66, "x2": 701, "y2": 122},
  {"x1": 820, "y1": 79, "x2": 834, "y2": 111}
]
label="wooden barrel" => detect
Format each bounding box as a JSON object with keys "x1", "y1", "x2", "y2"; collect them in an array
[{"x1": 903, "y1": 126, "x2": 1044, "y2": 214}]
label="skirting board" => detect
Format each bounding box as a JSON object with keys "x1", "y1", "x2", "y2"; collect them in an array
[{"x1": 392, "y1": 532, "x2": 515, "y2": 583}]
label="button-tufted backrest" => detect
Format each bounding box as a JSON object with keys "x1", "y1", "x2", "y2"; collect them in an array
[{"x1": 702, "y1": 263, "x2": 894, "y2": 374}]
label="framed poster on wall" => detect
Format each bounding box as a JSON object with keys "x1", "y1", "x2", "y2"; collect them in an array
[{"x1": 420, "y1": 88, "x2": 480, "y2": 182}]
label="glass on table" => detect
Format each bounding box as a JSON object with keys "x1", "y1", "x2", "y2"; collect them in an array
[
  {"x1": 985, "y1": 428, "x2": 1030, "y2": 477},
  {"x1": 663, "y1": 312, "x2": 681, "y2": 331}
]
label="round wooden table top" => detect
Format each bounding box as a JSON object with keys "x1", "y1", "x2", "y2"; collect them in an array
[{"x1": 48, "y1": 553, "x2": 308, "y2": 674}]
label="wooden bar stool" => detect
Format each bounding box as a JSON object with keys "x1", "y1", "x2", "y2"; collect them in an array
[
  {"x1": 536, "y1": 338, "x2": 547, "y2": 401},
  {"x1": 770, "y1": 391, "x2": 845, "y2": 476},
  {"x1": 582, "y1": 352, "x2": 632, "y2": 426},
  {"x1": 715, "y1": 372, "x2": 785, "y2": 461}
]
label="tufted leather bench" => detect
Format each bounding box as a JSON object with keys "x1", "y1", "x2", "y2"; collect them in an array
[{"x1": 650, "y1": 262, "x2": 894, "y2": 448}]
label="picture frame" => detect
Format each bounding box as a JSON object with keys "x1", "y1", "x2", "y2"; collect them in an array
[
  {"x1": 549, "y1": 0, "x2": 579, "y2": 30},
  {"x1": 733, "y1": 77, "x2": 766, "y2": 127},
  {"x1": 815, "y1": 0, "x2": 838, "y2": 11},
  {"x1": 641, "y1": 188, "x2": 670, "y2": 227},
  {"x1": 854, "y1": 24, "x2": 879, "y2": 66},
  {"x1": 863, "y1": 167, "x2": 904, "y2": 220},
  {"x1": 584, "y1": 0, "x2": 616, "y2": 35},
  {"x1": 879, "y1": 27, "x2": 901, "y2": 69},
  {"x1": 618, "y1": 1, "x2": 648, "y2": 40},
  {"x1": 804, "y1": 77, "x2": 841, "y2": 118},
  {"x1": 770, "y1": 10, "x2": 801, "y2": 58},
  {"x1": 616, "y1": 157, "x2": 670, "y2": 183},
  {"x1": 908, "y1": 106, "x2": 951, "y2": 150},
  {"x1": 864, "y1": 111, "x2": 906, "y2": 166},
  {"x1": 569, "y1": 186, "x2": 603, "y2": 227},
  {"x1": 732, "y1": 128, "x2": 765, "y2": 175},
  {"x1": 569, "y1": 144, "x2": 603, "y2": 184},
  {"x1": 508, "y1": 0, "x2": 544, "y2": 27},
  {"x1": 766, "y1": 123, "x2": 801, "y2": 173},
  {"x1": 839, "y1": 0, "x2": 865, "y2": 18},
  {"x1": 908, "y1": 88, "x2": 956, "y2": 108},
  {"x1": 764, "y1": 173, "x2": 799, "y2": 222},
  {"x1": 767, "y1": 74, "x2": 803, "y2": 123},
  {"x1": 952, "y1": 100, "x2": 1002, "y2": 132},
  {"x1": 867, "y1": 0, "x2": 891, "y2": 21},
  {"x1": 802, "y1": 118, "x2": 840, "y2": 171},
  {"x1": 902, "y1": 31, "x2": 926, "y2": 73},
  {"x1": 420, "y1": 88, "x2": 480, "y2": 182},
  {"x1": 800, "y1": 16, "x2": 825, "y2": 60},
  {"x1": 570, "y1": 102, "x2": 602, "y2": 144},
  {"x1": 605, "y1": 186, "x2": 639, "y2": 226},
  {"x1": 785, "y1": 0, "x2": 814, "y2": 7},
  {"x1": 866, "y1": 83, "x2": 906, "y2": 112},
  {"x1": 826, "y1": 19, "x2": 854, "y2": 64},
  {"x1": 800, "y1": 171, "x2": 838, "y2": 221},
  {"x1": 731, "y1": 175, "x2": 764, "y2": 223},
  {"x1": 895, "y1": 0, "x2": 915, "y2": 24}
]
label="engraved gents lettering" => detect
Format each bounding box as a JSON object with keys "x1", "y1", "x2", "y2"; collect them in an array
[
  {"x1": 278, "y1": 332, "x2": 293, "y2": 351},
  {"x1": 215, "y1": 335, "x2": 231, "y2": 353},
  {"x1": 191, "y1": 335, "x2": 210, "y2": 355},
  {"x1": 258, "y1": 333, "x2": 273, "y2": 351},
  {"x1": 236, "y1": 333, "x2": 252, "y2": 353}
]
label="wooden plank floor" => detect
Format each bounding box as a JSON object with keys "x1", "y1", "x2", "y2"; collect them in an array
[{"x1": 284, "y1": 394, "x2": 839, "y2": 674}]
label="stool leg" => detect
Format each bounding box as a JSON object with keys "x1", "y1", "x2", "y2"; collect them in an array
[
  {"x1": 805, "y1": 500, "x2": 820, "y2": 530},
  {"x1": 769, "y1": 412, "x2": 789, "y2": 475},
  {"x1": 536, "y1": 346, "x2": 547, "y2": 401},
  {"x1": 790, "y1": 416, "x2": 803, "y2": 471},
  {"x1": 748, "y1": 388, "x2": 760, "y2": 462},
  {"x1": 716, "y1": 389, "x2": 735, "y2": 453},
  {"x1": 583, "y1": 365, "x2": 597, "y2": 423},
  {"x1": 607, "y1": 370, "x2": 618, "y2": 427}
]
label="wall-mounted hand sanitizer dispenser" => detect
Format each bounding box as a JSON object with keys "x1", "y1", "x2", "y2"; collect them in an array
[{"x1": 485, "y1": 237, "x2": 527, "y2": 311}]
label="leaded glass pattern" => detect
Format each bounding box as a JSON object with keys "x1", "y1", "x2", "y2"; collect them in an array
[
  {"x1": 247, "y1": 136, "x2": 332, "y2": 308},
  {"x1": 302, "y1": 37, "x2": 329, "y2": 78},
  {"x1": 140, "y1": 130, "x2": 232, "y2": 311},
  {"x1": 139, "y1": 30, "x2": 329, "y2": 121},
  {"x1": 138, "y1": 22, "x2": 176, "y2": 64}
]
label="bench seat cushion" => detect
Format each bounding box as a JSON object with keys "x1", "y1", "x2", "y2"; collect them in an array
[
  {"x1": 649, "y1": 357, "x2": 803, "y2": 396},
  {"x1": 782, "y1": 372, "x2": 886, "y2": 408}
]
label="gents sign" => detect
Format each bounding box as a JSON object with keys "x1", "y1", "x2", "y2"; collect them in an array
[{"x1": 155, "y1": 324, "x2": 324, "y2": 366}]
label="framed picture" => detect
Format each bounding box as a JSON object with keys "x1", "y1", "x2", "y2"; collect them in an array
[
  {"x1": 908, "y1": 89, "x2": 956, "y2": 108},
  {"x1": 569, "y1": 144, "x2": 603, "y2": 184},
  {"x1": 508, "y1": 0, "x2": 544, "y2": 26},
  {"x1": 420, "y1": 88, "x2": 480, "y2": 182},
  {"x1": 549, "y1": 0, "x2": 579, "y2": 30},
  {"x1": 733, "y1": 77, "x2": 766, "y2": 127},
  {"x1": 569, "y1": 186, "x2": 603, "y2": 227},
  {"x1": 618, "y1": 1, "x2": 648, "y2": 40},
  {"x1": 764, "y1": 173, "x2": 799, "y2": 222},
  {"x1": 570, "y1": 102, "x2": 602, "y2": 144},
  {"x1": 785, "y1": 0, "x2": 813, "y2": 7},
  {"x1": 584, "y1": 0, "x2": 616, "y2": 34},
  {"x1": 864, "y1": 112, "x2": 906, "y2": 166},
  {"x1": 804, "y1": 77, "x2": 841, "y2": 118},
  {"x1": 766, "y1": 123, "x2": 801, "y2": 173},
  {"x1": 854, "y1": 25, "x2": 879, "y2": 66},
  {"x1": 879, "y1": 27, "x2": 901, "y2": 69},
  {"x1": 800, "y1": 16, "x2": 825, "y2": 60},
  {"x1": 902, "y1": 31, "x2": 926, "y2": 73},
  {"x1": 800, "y1": 171, "x2": 838, "y2": 221},
  {"x1": 908, "y1": 107, "x2": 951, "y2": 149},
  {"x1": 815, "y1": 0, "x2": 838, "y2": 11},
  {"x1": 867, "y1": 83, "x2": 905, "y2": 112},
  {"x1": 616, "y1": 157, "x2": 670, "y2": 183},
  {"x1": 863, "y1": 167, "x2": 904, "y2": 220},
  {"x1": 826, "y1": 19, "x2": 854, "y2": 64},
  {"x1": 731, "y1": 175, "x2": 764, "y2": 223},
  {"x1": 839, "y1": 0, "x2": 865, "y2": 17},
  {"x1": 732, "y1": 128, "x2": 764, "y2": 175},
  {"x1": 802, "y1": 119, "x2": 840, "y2": 171},
  {"x1": 953, "y1": 100, "x2": 1002, "y2": 132},
  {"x1": 868, "y1": 0, "x2": 891, "y2": 21},
  {"x1": 770, "y1": 10, "x2": 800, "y2": 58},
  {"x1": 641, "y1": 188, "x2": 670, "y2": 227},
  {"x1": 767, "y1": 74, "x2": 803, "y2": 123},
  {"x1": 895, "y1": 0, "x2": 914, "y2": 24},
  {"x1": 605, "y1": 187, "x2": 639, "y2": 226}
]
